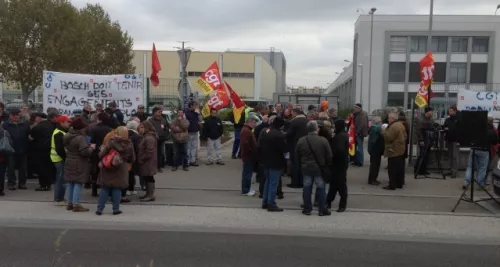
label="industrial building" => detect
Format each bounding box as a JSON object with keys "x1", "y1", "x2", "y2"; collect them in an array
[
  {"x1": 326, "y1": 14, "x2": 500, "y2": 113},
  {"x1": 132, "y1": 49, "x2": 286, "y2": 101}
]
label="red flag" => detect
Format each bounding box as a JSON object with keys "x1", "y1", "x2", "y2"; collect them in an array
[
  {"x1": 225, "y1": 81, "x2": 245, "y2": 122},
  {"x1": 150, "y1": 43, "x2": 161, "y2": 87}
]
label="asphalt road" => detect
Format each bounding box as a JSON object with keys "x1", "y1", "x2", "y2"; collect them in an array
[{"x1": 1, "y1": 226, "x2": 499, "y2": 267}]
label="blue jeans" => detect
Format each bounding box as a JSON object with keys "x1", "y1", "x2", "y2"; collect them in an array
[
  {"x1": 97, "y1": 186, "x2": 122, "y2": 212},
  {"x1": 66, "y1": 183, "x2": 82, "y2": 205},
  {"x1": 173, "y1": 142, "x2": 189, "y2": 167},
  {"x1": 262, "y1": 168, "x2": 281, "y2": 207},
  {"x1": 54, "y1": 161, "x2": 66, "y2": 202},
  {"x1": 232, "y1": 129, "x2": 241, "y2": 157},
  {"x1": 355, "y1": 136, "x2": 364, "y2": 166},
  {"x1": 464, "y1": 149, "x2": 489, "y2": 187},
  {"x1": 241, "y1": 161, "x2": 254, "y2": 194},
  {"x1": 303, "y1": 175, "x2": 327, "y2": 213},
  {"x1": 187, "y1": 133, "x2": 199, "y2": 163}
]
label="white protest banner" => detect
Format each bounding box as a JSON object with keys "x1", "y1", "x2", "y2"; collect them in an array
[
  {"x1": 457, "y1": 88, "x2": 500, "y2": 118},
  {"x1": 43, "y1": 71, "x2": 144, "y2": 118}
]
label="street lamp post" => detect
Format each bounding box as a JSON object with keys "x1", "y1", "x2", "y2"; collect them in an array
[
  {"x1": 368, "y1": 7, "x2": 376, "y2": 113},
  {"x1": 358, "y1": 64, "x2": 364, "y2": 104}
]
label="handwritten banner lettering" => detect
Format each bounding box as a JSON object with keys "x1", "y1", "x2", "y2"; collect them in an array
[
  {"x1": 43, "y1": 71, "x2": 144, "y2": 118},
  {"x1": 457, "y1": 89, "x2": 500, "y2": 118}
]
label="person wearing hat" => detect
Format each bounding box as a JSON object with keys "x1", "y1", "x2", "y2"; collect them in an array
[
  {"x1": 414, "y1": 107, "x2": 435, "y2": 176},
  {"x1": 3, "y1": 107, "x2": 31, "y2": 190},
  {"x1": 51, "y1": 115, "x2": 71, "y2": 205},
  {"x1": 72, "y1": 109, "x2": 83, "y2": 118},
  {"x1": 352, "y1": 103, "x2": 369, "y2": 167},
  {"x1": 30, "y1": 112, "x2": 56, "y2": 191}
]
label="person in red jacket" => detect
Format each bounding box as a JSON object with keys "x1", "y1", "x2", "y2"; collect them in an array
[{"x1": 240, "y1": 116, "x2": 259, "y2": 196}]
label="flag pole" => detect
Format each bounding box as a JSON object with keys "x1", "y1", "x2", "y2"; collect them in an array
[{"x1": 426, "y1": 0, "x2": 434, "y2": 107}]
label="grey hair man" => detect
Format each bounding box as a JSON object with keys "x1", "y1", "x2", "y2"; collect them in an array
[{"x1": 295, "y1": 120, "x2": 333, "y2": 216}]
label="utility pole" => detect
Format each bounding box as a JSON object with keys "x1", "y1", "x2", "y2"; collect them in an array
[{"x1": 177, "y1": 41, "x2": 192, "y2": 109}]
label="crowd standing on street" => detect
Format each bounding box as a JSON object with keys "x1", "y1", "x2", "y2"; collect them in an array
[{"x1": 1, "y1": 98, "x2": 497, "y2": 217}]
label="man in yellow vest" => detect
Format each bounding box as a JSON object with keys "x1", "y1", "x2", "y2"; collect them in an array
[{"x1": 51, "y1": 115, "x2": 71, "y2": 206}]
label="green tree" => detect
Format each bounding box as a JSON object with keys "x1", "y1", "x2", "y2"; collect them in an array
[{"x1": 0, "y1": 0, "x2": 135, "y2": 103}]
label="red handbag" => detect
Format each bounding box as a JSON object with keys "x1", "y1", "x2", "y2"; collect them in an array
[{"x1": 101, "y1": 149, "x2": 122, "y2": 169}]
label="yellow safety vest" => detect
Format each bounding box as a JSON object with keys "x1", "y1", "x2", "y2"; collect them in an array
[{"x1": 50, "y1": 128, "x2": 66, "y2": 163}]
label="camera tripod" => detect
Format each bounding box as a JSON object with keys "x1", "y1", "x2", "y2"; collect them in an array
[
  {"x1": 452, "y1": 148, "x2": 500, "y2": 212},
  {"x1": 414, "y1": 134, "x2": 446, "y2": 180}
]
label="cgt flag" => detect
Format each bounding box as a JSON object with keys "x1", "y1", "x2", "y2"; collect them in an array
[
  {"x1": 346, "y1": 114, "x2": 356, "y2": 156},
  {"x1": 225, "y1": 81, "x2": 245, "y2": 123},
  {"x1": 150, "y1": 43, "x2": 161, "y2": 87},
  {"x1": 196, "y1": 61, "x2": 223, "y2": 95},
  {"x1": 201, "y1": 88, "x2": 230, "y2": 118},
  {"x1": 415, "y1": 52, "x2": 435, "y2": 108}
]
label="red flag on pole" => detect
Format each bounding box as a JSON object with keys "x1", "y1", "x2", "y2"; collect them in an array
[{"x1": 150, "y1": 43, "x2": 161, "y2": 87}]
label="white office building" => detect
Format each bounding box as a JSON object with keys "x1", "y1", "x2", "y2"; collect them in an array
[{"x1": 326, "y1": 14, "x2": 500, "y2": 113}]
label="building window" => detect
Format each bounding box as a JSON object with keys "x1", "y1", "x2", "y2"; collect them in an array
[
  {"x1": 222, "y1": 72, "x2": 254, "y2": 78},
  {"x1": 186, "y1": 71, "x2": 204, "y2": 77},
  {"x1": 410, "y1": 36, "x2": 427, "y2": 52},
  {"x1": 449, "y1": 63, "x2": 467, "y2": 83},
  {"x1": 390, "y1": 36, "x2": 408, "y2": 52},
  {"x1": 387, "y1": 92, "x2": 404, "y2": 107},
  {"x1": 451, "y1": 37, "x2": 468, "y2": 53},
  {"x1": 409, "y1": 63, "x2": 420, "y2": 83},
  {"x1": 388, "y1": 62, "x2": 406, "y2": 82},
  {"x1": 433, "y1": 62, "x2": 446, "y2": 82},
  {"x1": 470, "y1": 63, "x2": 487, "y2": 83},
  {"x1": 472, "y1": 37, "x2": 489, "y2": 53},
  {"x1": 431, "y1": 36, "x2": 447, "y2": 53}
]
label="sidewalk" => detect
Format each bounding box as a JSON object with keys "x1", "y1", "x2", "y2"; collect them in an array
[
  {"x1": 0, "y1": 201, "x2": 499, "y2": 244},
  {"x1": 5, "y1": 145, "x2": 499, "y2": 215}
]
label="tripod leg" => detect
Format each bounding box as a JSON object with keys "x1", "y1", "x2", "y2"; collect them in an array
[
  {"x1": 473, "y1": 179, "x2": 500, "y2": 206},
  {"x1": 435, "y1": 147, "x2": 446, "y2": 180},
  {"x1": 451, "y1": 185, "x2": 470, "y2": 212},
  {"x1": 414, "y1": 144, "x2": 427, "y2": 179}
]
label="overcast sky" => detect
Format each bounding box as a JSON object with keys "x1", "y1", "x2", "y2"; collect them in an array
[{"x1": 71, "y1": 0, "x2": 498, "y2": 88}]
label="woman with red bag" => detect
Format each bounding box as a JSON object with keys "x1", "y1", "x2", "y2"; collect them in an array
[{"x1": 96, "y1": 126, "x2": 135, "y2": 215}]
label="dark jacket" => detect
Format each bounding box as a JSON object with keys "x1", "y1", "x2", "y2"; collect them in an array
[
  {"x1": 0, "y1": 111, "x2": 9, "y2": 123},
  {"x1": 148, "y1": 116, "x2": 169, "y2": 140},
  {"x1": 98, "y1": 137, "x2": 135, "y2": 189},
  {"x1": 354, "y1": 111, "x2": 369, "y2": 137},
  {"x1": 54, "y1": 126, "x2": 67, "y2": 160},
  {"x1": 134, "y1": 112, "x2": 148, "y2": 122},
  {"x1": 240, "y1": 124, "x2": 257, "y2": 162},
  {"x1": 415, "y1": 115, "x2": 434, "y2": 143},
  {"x1": 229, "y1": 110, "x2": 245, "y2": 130},
  {"x1": 368, "y1": 125, "x2": 384, "y2": 157},
  {"x1": 90, "y1": 122, "x2": 113, "y2": 162},
  {"x1": 128, "y1": 129, "x2": 141, "y2": 171},
  {"x1": 63, "y1": 129, "x2": 94, "y2": 184},
  {"x1": 3, "y1": 119, "x2": 30, "y2": 155},
  {"x1": 185, "y1": 110, "x2": 201, "y2": 133},
  {"x1": 286, "y1": 114, "x2": 308, "y2": 148},
  {"x1": 112, "y1": 109, "x2": 125, "y2": 125},
  {"x1": 203, "y1": 116, "x2": 223, "y2": 140},
  {"x1": 258, "y1": 126, "x2": 288, "y2": 170},
  {"x1": 30, "y1": 120, "x2": 55, "y2": 152},
  {"x1": 170, "y1": 118, "x2": 190, "y2": 143},
  {"x1": 443, "y1": 115, "x2": 459, "y2": 142},
  {"x1": 330, "y1": 120, "x2": 349, "y2": 180},
  {"x1": 137, "y1": 123, "x2": 158, "y2": 177},
  {"x1": 295, "y1": 132, "x2": 332, "y2": 176},
  {"x1": 478, "y1": 123, "x2": 498, "y2": 151},
  {"x1": 254, "y1": 122, "x2": 269, "y2": 141}
]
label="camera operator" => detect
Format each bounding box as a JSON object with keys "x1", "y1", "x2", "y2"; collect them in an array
[{"x1": 414, "y1": 107, "x2": 435, "y2": 176}]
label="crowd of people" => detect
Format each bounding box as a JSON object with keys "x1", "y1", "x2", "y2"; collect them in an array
[
  {"x1": 0, "y1": 100, "x2": 210, "y2": 215},
  {"x1": 1, "y1": 98, "x2": 496, "y2": 217}
]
